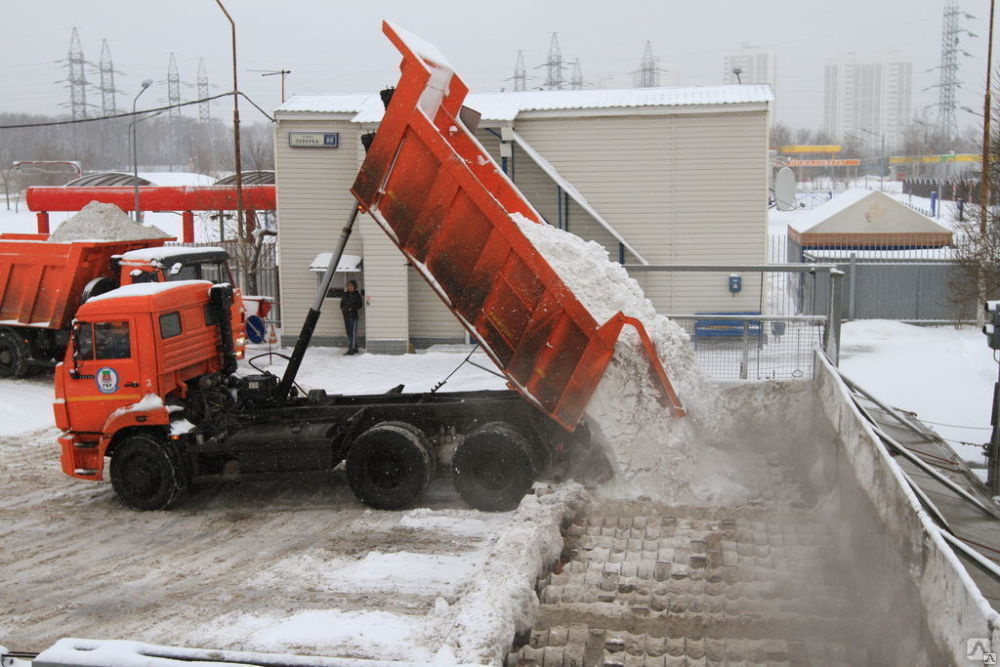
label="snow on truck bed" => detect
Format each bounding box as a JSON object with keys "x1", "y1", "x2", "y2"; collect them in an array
[{"x1": 47, "y1": 201, "x2": 169, "y2": 242}]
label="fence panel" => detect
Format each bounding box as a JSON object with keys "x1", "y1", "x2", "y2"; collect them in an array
[
  {"x1": 167, "y1": 240, "x2": 281, "y2": 325},
  {"x1": 668, "y1": 315, "x2": 825, "y2": 381},
  {"x1": 771, "y1": 233, "x2": 975, "y2": 323}
]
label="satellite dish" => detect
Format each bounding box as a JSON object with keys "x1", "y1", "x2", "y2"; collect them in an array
[{"x1": 774, "y1": 167, "x2": 796, "y2": 211}]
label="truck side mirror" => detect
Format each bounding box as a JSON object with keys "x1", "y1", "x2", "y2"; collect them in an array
[{"x1": 69, "y1": 323, "x2": 80, "y2": 378}]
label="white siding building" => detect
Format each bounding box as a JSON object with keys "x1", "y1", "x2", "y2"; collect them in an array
[
  {"x1": 273, "y1": 85, "x2": 772, "y2": 352},
  {"x1": 824, "y1": 53, "x2": 912, "y2": 152}
]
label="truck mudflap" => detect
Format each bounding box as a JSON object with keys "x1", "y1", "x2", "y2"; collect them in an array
[{"x1": 351, "y1": 22, "x2": 685, "y2": 430}]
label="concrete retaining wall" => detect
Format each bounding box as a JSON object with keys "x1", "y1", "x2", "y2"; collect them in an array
[{"x1": 815, "y1": 353, "x2": 999, "y2": 665}]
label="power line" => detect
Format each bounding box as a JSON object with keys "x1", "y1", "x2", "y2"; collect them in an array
[{"x1": 0, "y1": 92, "x2": 235, "y2": 129}]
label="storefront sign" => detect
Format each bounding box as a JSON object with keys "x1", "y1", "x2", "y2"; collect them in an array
[{"x1": 785, "y1": 159, "x2": 860, "y2": 167}]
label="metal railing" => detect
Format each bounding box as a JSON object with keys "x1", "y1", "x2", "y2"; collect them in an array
[
  {"x1": 626, "y1": 263, "x2": 843, "y2": 380},
  {"x1": 668, "y1": 314, "x2": 826, "y2": 380}
]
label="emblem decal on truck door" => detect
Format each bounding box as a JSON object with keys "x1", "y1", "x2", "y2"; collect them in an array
[{"x1": 96, "y1": 367, "x2": 119, "y2": 394}]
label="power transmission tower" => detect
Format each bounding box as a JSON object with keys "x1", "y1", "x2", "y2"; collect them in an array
[
  {"x1": 167, "y1": 53, "x2": 181, "y2": 121},
  {"x1": 536, "y1": 33, "x2": 567, "y2": 90},
  {"x1": 97, "y1": 39, "x2": 119, "y2": 115},
  {"x1": 933, "y1": 0, "x2": 977, "y2": 139},
  {"x1": 569, "y1": 58, "x2": 585, "y2": 90},
  {"x1": 511, "y1": 50, "x2": 527, "y2": 91},
  {"x1": 65, "y1": 28, "x2": 89, "y2": 120},
  {"x1": 197, "y1": 58, "x2": 211, "y2": 123},
  {"x1": 635, "y1": 41, "x2": 660, "y2": 88}
]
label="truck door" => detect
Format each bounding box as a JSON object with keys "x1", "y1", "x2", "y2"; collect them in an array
[{"x1": 64, "y1": 319, "x2": 144, "y2": 435}]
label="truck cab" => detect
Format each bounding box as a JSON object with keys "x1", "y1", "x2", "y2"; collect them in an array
[
  {"x1": 55, "y1": 280, "x2": 227, "y2": 492},
  {"x1": 116, "y1": 246, "x2": 246, "y2": 357}
]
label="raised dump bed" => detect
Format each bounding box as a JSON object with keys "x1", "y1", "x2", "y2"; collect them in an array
[
  {"x1": 0, "y1": 235, "x2": 169, "y2": 330},
  {"x1": 350, "y1": 22, "x2": 684, "y2": 430}
]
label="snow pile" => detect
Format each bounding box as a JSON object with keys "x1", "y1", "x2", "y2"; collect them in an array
[
  {"x1": 49, "y1": 201, "x2": 169, "y2": 242},
  {"x1": 426, "y1": 482, "x2": 587, "y2": 664},
  {"x1": 513, "y1": 214, "x2": 746, "y2": 504}
]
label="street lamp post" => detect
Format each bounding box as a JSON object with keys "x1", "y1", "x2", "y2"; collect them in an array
[
  {"x1": 861, "y1": 127, "x2": 885, "y2": 191},
  {"x1": 215, "y1": 0, "x2": 245, "y2": 245},
  {"x1": 130, "y1": 79, "x2": 153, "y2": 222}
]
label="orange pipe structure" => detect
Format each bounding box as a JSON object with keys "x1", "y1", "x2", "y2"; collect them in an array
[{"x1": 25, "y1": 185, "x2": 276, "y2": 243}]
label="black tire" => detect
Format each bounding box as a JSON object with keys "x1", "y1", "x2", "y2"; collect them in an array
[
  {"x1": 345, "y1": 421, "x2": 435, "y2": 510},
  {"x1": 452, "y1": 422, "x2": 537, "y2": 512},
  {"x1": 110, "y1": 432, "x2": 187, "y2": 510},
  {"x1": 0, "y1": 329, "x2": 30, "y2": 378}
]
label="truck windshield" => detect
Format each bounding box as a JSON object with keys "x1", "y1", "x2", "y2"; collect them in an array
[{"x1": 166, "y1": 260, "x2": 234, "y2": 285}]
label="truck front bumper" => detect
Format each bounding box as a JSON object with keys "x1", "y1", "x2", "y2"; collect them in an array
[{"x1": 59, "y1": 433, "x2": 104, "y2": 480}]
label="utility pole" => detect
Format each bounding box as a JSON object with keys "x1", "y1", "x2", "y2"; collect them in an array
[
  {"x1": 250, "y1": 69, "x2": 291, "y2": 103},
  {"x1": 569, "y1": 58, "x2": 584, "y2": 90},
  {"x1": 980, "y1": 0, "x2": 995, "y2": 238},
  {"x1": 197, "y1": 58, "x2": 211, "y2": 123},
  {"x1": 66, "y1": 28, "x2": 89, "y2": 121},
  {"x1": 637, "y1": 41, "x2": 660, "y2": 88},
  {"x1": 215, "y1": 0, "x2": 245, "y2": 248},
  {"x1": 537, "y1": 33, "x2": 566, "y2": 90},
  {"x1": 97, "y1": 39, "x2": 118, "y2": 116},
  {"x1": 167, "y1": 53, "x2": 181, "y2": 171},
  {"x1": 510, "y1": 50, "x2": 527, "y2": 92},
  {"x1": 935, "y1": 0, "x2": 978, "y2": 141},
  {"x1": 861, "y1": 127, "x2": 885, "y2": 191},
  {"x1": 985, "y1": 302, "x2": 1000, "y2": 494}
]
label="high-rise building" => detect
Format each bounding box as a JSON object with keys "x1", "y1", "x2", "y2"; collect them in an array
[
  {"x1": 824, "y1": 53, "x2": 912, "y2": 152},
  {"x1": 723, "y1": 46, "x2": 775, "y2": 120},
  {"x1": 722, "y1": 46, "x2": 776, "y2": 88}
]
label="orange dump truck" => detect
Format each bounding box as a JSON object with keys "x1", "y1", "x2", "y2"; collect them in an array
[
  {"x1": 54, "y1": 23, "x2": 680, "y2": 514},
  {"x1": 0, "y1": 234, "x2": 244, "y2": 377}
]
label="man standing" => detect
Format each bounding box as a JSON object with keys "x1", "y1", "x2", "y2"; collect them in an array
[{"x1": 340, "y1": 280, "x2": 363, "y2": 355}]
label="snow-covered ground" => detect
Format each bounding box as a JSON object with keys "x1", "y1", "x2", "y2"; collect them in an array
[
  {"x1": 0, "y1": 345, "x2": 583, "y2": 662},
  {"x1": 839, "y1": 320, "x2": 995, "y2": 466},
  {"x1": 0, "y1": 185, "x2": 992, "y2": 660}
]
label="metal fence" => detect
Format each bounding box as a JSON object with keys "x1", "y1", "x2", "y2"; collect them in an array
[
  {"x1": 771, "y1": 233, "x2": 975, "y2": 323},
  {"x1": 168, "y1": 239, "x2": 281, "y2": 325},
  {"x1": 669, "y1": 314, "x2": 826, "y2": 380},
  {"x1": 627, "y1": 263, "x2": 842, "y2": 381}
]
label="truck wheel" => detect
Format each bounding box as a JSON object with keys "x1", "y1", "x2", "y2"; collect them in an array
[
  {"x1": 452, "y1": 422, "x2": 537, "y2": 512},
  {"x1": 110, "y1": 433, "x2": 186, "y2": 511},
  {"x1": 0, "y1": 329, "x2": 30, "y2": 378},
  {"x1": 346, "y1": 421, "x2": 435, "y2": 510}
]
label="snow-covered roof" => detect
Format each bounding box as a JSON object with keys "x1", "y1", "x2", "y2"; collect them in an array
[
  {"x1": 788, "y1": 188, "x2": 951, "y2": 236},
  {"x1": 277, "y1": 85, "x2": 773, "y2": 123},
  {"x1": 786, "y1": 189, "x2": 873, "y2": 232},
  {"x1": 86, "y1": 280, "x2": 212, "y2": 303},
  {"x1": 310, "y1": 253, "x2": 363, "y2": 272},
  {"x1": 119, "y1": 246, "x2": 227, "y2": 262}
]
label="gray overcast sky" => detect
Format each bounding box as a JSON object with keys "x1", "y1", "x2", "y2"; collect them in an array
[{"x1": 0, "y1": 0, "x2": 993, "y2": 134}]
